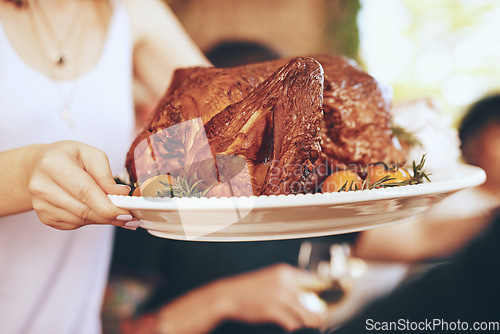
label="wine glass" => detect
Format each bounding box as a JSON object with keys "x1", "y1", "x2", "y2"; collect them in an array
[{"x1": 297, "y1": 241, "x2": 353, "y2": 315}]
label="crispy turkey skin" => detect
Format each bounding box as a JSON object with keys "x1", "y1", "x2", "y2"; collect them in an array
[{"x1": 125, "y1": 55, "x2": 401, "y2": 196}]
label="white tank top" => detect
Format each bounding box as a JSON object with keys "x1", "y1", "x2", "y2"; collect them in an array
[{"x1": 0, "y1": 2, "x2": 134, "y2": 333}]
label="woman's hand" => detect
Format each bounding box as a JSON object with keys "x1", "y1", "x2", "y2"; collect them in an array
[
  {"x1": 27, "y1": 140, "x2": 135, "y2": 230},
  {"x1": 121, "y1": 263, "x2": 324, "y2": 334},
  {"x1": 14, "y1": 141, "x2": 135, "y2": 230}
]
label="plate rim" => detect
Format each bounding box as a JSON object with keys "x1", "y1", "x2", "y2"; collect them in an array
[{"x1": 109, "y1": 164, "x2": 485, "y2": 211}]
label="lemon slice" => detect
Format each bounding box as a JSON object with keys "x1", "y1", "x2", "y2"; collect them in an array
[{"x1": 139, "y1": 174, "x2": 176, "y2": 197}]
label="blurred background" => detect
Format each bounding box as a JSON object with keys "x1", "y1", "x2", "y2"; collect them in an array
[
  {"x1": 103, "y1": 1, "x2": 500, "y2": 332},
  {"x1": 166, "y1": 0, "x2": 500, "y2": 126}
]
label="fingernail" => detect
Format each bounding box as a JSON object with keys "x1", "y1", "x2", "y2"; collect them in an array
[
  {"x1": 122, "y1": 226, "x2": 138, "y2": 231},
  {"x1": 116, "y1": 214, "x2": 133, "y2": 221},
  {"x1": 125, "y1": 221, "x2": 141, "y2": 228}
]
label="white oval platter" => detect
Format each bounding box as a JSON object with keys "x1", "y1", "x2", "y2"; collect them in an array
[{"x1": 109, "y1": 164, "x2": 485, "y2": 242}]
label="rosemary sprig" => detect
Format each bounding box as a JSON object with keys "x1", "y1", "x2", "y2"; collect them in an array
[
  {"x1": 154, "y1": 172, "x2": 213, "y2": 198},
  {"x1": 155, "y1": 179, "x2": 176, "y2": 198},
  {"x1": 338, "y1": 179, "x2": 362, "y2": 192},
  {"x1": 174, "y1": 172, "x2": 213, "y2": 198},
  {"x1": 335, "y1": 154, "x2": 430, "y2": 192},
  {"x1": 367, "y1": 175, "x2": 395, "y2": 189},
  {"x1": 408, "y1": 154, "x2": 431, "y2": 185}
]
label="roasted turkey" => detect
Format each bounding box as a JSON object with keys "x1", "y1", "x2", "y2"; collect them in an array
[{"x1": 125, "y1": 55, "x2": 402, "y2": 197}]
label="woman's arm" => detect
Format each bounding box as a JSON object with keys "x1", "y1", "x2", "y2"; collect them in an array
[
  {"x1": 126, "y1": 0, "x2": 211, "y2": 124},
  {"x1": 0, "y1": 144, "x2": 41, "y2": 215},
  {"x1": 0, "y1": 141, "x2": 134, "y2": 230}
]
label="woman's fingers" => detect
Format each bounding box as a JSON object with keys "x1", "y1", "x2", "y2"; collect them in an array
[
  {"x1": 31, "y1": 200, "x2": 131, "y2": 230},
  {"x1": 33, "y1": 205, "x2": 82, "y2": 230},
  {"x1": 28, "y1": 141, "x2": 134, "y2": 229},
  {"x1": 31, "y1": 179, "x2": 113, "y2": 225},
  {"x1": 52, "y1": 158, "x2": 126, "y2": 218},
  {"x1": 78, "y1": 144, "x2": 131, "y2": 196},
  {"x1": 31, "y1": 187, "x2": 136, "y2": 229}
]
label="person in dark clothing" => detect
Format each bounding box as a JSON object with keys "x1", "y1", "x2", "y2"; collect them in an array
[
  {"x1": 110, "y1": 226, "x2": 352, "y2": 334},
  {"x1": 334, "y1": 207, "x2": 500, "y2": 334}
]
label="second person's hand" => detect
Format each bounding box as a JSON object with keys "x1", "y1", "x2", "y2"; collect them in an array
[{"x1": 129, "y1": 263, "x2": 326, "y2": 334}]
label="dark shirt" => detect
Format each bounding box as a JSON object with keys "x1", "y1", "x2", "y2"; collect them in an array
[
  {"x1": 112, "y1": 227, "x2": 355, "y2": 334},
  {"x1": 335, "y1": 207, "x2": 500, "y2": 334}
]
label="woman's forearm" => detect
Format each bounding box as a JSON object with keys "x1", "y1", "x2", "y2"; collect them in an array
[{"x1": 0, "y1": 144, "x2": 41, "y2": 217}]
